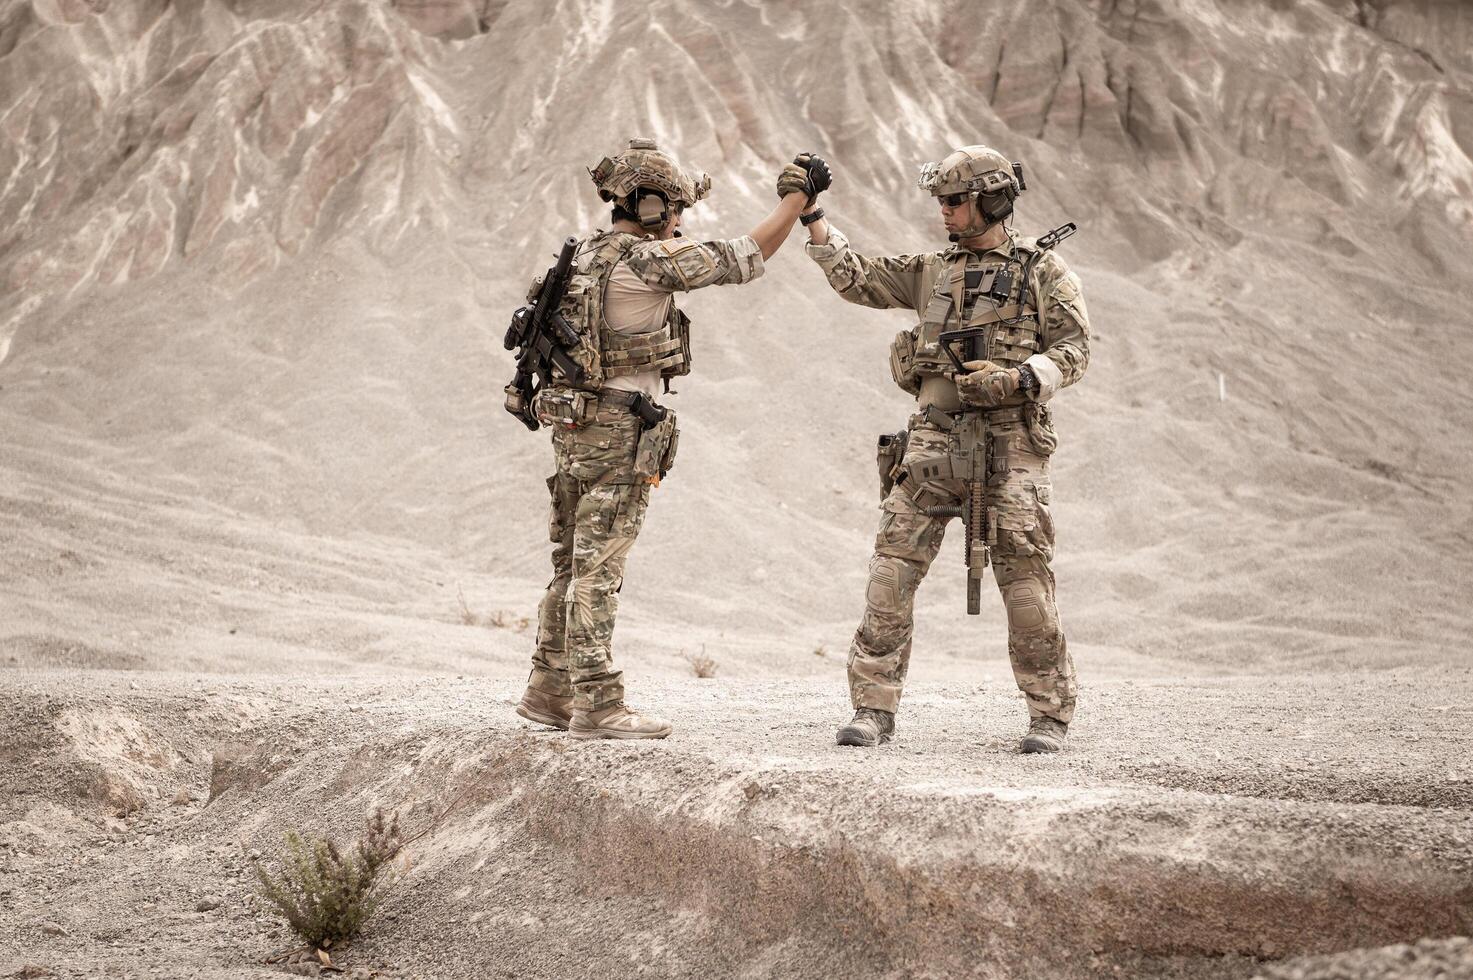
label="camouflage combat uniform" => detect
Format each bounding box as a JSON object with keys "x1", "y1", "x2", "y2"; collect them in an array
[
  {"x1": 528, "y1": 231, "x2": 764, "y2": 711},
  {"x1": 807, "y1": 225, "x2": 1090, "y2": 723}
]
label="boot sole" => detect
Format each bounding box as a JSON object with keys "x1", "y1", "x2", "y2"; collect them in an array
[
  {"x1": 516, "y1": 703, "x2": 571, "y2": 731},
  {"x1": 836, "y1": 727, "x2": 891, "y2": 747},
  {"x1": 567, "y1": 726, "x2": 672, "y2": 741}
]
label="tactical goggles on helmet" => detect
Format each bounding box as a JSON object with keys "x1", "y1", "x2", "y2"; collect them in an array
[{"x1": 919, "y1": 156, "x2": 1025, "y2": 196}]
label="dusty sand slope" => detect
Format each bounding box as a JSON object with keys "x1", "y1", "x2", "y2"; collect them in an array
[{"x1": 2, "y1": 0, "x2": 1472, "y2": 976}]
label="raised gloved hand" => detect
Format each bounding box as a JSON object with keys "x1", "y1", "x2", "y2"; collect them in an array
[
  {"x1": 776, "y1": 162, "x2": 810, "y2": 200},
  {"x1": 954, "y1": 359, "x2": 1020, "y2": 408},
  {"x1": 793, "y1": 152, "x2": 832, "y2": 204}
]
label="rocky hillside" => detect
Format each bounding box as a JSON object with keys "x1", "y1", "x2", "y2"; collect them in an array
[{"x1": 2, "y1": 0, "x2": 1470, "y2": 661}]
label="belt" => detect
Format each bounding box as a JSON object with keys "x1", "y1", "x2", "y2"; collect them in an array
[
  {"x1": 593, "y1": 388, "x2": 668, "y2": 428},
  {"x1": 596, "y1": 389, "x2": 641, "y2": 409},
  {"x1": 914, "y1": 404, "x2": 1026, "y2": 431}
]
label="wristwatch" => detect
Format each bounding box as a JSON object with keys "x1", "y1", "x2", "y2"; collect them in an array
[
  {"x1": 1016, "y1": 363, "x2": 1039, "y2": 395},
  {"x1": 800, "y1": 207, "x2": 825, "y2": 227}
]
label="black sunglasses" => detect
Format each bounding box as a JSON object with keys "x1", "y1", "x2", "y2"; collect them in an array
[{"x1": 937, "y1": 192, "x2": 971, "y2": 207}]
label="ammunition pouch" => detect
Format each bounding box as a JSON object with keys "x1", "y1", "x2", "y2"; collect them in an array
[
  {"x1": 532, "y1": 388, "x2": 594, "y2": 428},
  {"x1": 504, "y1": 381, "x2": 534, "y2": 428},
  {"x1": 889, "y1": 329, "x2": 922, "y2": 396},
  {"x1": 889, "y1": 452, "x2": 962, "y2": 511},
  {"x1": 633, "y1": 411, "x2": 679, "y2": 483},
  {"x1": 666, "y1": 309, "x2": 692, "y2": 382},
  {"x1": 876, "y1": 430, "x2": 908, "y2": 500}
]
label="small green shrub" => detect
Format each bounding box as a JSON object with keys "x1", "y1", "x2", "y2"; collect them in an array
[{"x1": 254, "y1": 809, "x2": 402, "y2": 950}]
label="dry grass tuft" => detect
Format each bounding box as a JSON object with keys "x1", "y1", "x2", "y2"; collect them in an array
[
  {"x1": 682, "y1": 646, "x2": 718, "y2": 679},
  {"x1": 254, "y1": 809, "x2": 403, "y2": 953},
  {"x1": 488, "y1": 609, "x2": 532, "y2": 631},
  {"x1": 457, "y1": 587, "x2": 530, "y2": 632},
  {"x1": 813, "y1": 644, "x2": 829, "y2": 658}
]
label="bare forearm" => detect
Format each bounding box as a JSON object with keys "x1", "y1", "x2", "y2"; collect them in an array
[
  {"x1": 749, "y1": 194, "x2": 806, "y2": 259},
  {"x1": 802, "y1": 204, "x2": 829, "y2": 245}
]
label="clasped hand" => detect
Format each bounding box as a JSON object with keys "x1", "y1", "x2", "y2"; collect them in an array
[
  {"x1": 953, "y1": 360, "x2": 1020, "y2": 408},
  {"x1": 776, "y1": 152, "x2": 832, "y2": 204}
]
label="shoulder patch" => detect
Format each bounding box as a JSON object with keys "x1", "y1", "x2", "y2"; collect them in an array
[{"x1": 660, "y1": 238, "x2": 717, "y2": 288}]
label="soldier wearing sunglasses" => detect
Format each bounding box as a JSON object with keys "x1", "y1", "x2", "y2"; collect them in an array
[{"x1": 798, "y1": 145, "x2": 1091, "y2": 752}]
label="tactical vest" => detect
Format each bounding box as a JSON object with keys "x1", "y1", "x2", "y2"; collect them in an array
[
  {"x1": 549, "y1": 230, "x2": 692, "y2": 391},
  {"x1": 892, "y1": 241, "x2": 1045, "y2": 398}
]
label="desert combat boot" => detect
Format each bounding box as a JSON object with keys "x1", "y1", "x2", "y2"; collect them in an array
[
  {"x1": 836, "y1": 708, "x2": 895, "y2": 747},
  {"x1": 516, "y1": 687, "x2": 574, "y2": 730},
  {"x1": 1020, "y1": 716, "x2": 1068, "y2": 753},
  {"x1": 569, "y1": 703, "x2": 672, "y2": 740}
]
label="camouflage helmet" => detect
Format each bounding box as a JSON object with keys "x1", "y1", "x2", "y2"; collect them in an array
[
  {"x1": 918, "y1": 144, "x2": 1027, "y2": 237},
  {"x1": 589, "y1": 138, "x2": 711, "y2": 208},
  {"x1": 917, "y1": 144, "x2": 1023, "y2": 199}
]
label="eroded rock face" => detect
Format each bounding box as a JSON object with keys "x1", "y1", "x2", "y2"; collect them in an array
[
  {"x1": 0, "y1": 0, "x2": 459, "y2": 302},
  {"x1": 390, "y1": 0, "x2": 507, "y2": 39},
  {"x1": 2, "y1": 0, "x2": 1468, "y2": 308}
]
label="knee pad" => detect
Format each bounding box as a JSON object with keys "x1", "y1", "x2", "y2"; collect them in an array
[
  {"x1": 1002, "y1": 576, "x2": 1055, "y2": 636},
  {"x1": 866, "y1": 556, "x2": 916, "y2": 615}
]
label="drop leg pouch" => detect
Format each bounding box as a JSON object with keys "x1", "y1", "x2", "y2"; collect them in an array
[{"x1": 633, "y1": 411, "x2": 679, "y2": 481}]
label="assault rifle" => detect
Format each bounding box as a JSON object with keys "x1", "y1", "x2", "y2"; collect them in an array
[
  {"x1": 921, "y1": 451, "x2": 988, "y2": 616},
  {"x1": 502, "y1": 237, "x2": 585, "y2": 431}
]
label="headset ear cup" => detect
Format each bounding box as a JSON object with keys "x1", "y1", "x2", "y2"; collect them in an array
[
  {"x1": 636, "y1": 193, "x2": 667, "y2": 228},
  {"x1": 978, "y1": 190, "x2": 1014, "y2": 225}
]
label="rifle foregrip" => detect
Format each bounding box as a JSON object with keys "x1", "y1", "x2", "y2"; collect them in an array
[{"x1": 549, "y1": 312, "x2": 581, "y2": 350}]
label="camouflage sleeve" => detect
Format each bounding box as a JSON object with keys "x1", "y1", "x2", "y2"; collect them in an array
[
  {"x1": 804, "y1": 226, "x2": 929, "y2": 312},
  {"x1": 623, "y1": 235, "x2": 765, "y2": 292},
  {"x1": 1024, "y1": 251, "x2": 1091, "y2": 403}
]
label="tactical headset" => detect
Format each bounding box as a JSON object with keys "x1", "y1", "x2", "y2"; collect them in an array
[
  {"x1": 973, "y1": 162, "x2": 1027, "y2": 225},
  {"x1": 613, "y1": 188, "x2": 677, "y2": 231}
]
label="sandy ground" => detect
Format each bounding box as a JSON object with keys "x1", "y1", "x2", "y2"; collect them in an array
[{"x1": 3, "y1": 664, "x2": 1471, "y2": 979}]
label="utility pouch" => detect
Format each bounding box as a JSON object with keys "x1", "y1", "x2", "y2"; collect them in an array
[
  {"x1": 1023, "y1": 402, "x2": 1058, "y2": 456},
  {"x1": 876, "y1": 430, "x2": 909, "y2": 500},
  {"x1": 889, "y1": 329, "x2": 922, "y2": 395},
  {"x1": 633, "y1": 411, "x2": 679, "y2": 484},
  {"x1": 532, "y1": 389, "x2": 592, "y2": 428},
  {"x1": 663, "y1": 308, "x2": 693, "y2": 383}
]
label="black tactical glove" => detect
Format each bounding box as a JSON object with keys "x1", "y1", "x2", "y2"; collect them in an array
[{"x1": 793, "y1": 152, "x2": 832, "y2": 205}]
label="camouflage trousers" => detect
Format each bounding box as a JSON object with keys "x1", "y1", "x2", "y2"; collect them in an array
[
  {"x1": 528, "y1": 406, "x2": 650, "y2": 711},
  {"x1": 849, "y1": 406, "x2": 1077, "y2": 723}
]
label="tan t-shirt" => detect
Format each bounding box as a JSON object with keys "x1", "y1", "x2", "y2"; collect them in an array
[
  {"x1": 595, "y1": 233, "x2": 765, "y2": 398},
  {"x1": 600, "y1": 261, "x2": 671, "y2": 398}
]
